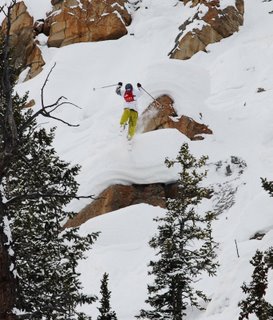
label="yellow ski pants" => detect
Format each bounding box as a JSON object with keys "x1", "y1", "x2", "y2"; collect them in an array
[{"x1": 120, "y1": 108, "x2": 138, "y2": 139}]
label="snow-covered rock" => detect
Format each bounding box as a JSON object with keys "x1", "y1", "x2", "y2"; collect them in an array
[
  {"x1": 170, "y1": 0, "x2": 244, "y2": 60},
  {"x1": 46, "y1": 0, "x2": 132, "y2": 47},
  {"x1": 1, "y1": 1, "x2": 45, "y2": 80}
]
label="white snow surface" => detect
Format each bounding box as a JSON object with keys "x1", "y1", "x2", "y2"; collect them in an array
[
  {"x1": 22, "y1": 0, "x2": 51, "y2": 20},
  {"x1": 13, "y1": 0, "x2": 273, "y2": 319}
]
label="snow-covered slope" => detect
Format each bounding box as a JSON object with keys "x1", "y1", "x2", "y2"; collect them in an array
[{"x1": 14, "y1": 0, "x2": 273, "y2": 319}]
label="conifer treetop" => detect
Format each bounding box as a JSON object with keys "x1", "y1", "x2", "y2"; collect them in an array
[
  {"x1": 97, "y1": 273, "x2": 118, "y2": 320},
  {"x1": 138, "y1": 142, "x2": 218, "y2": 320}
]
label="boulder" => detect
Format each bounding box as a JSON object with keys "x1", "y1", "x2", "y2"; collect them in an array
[
  {"x1": 140, "y1": 95, "x2": 177, "y2": 132},
  {"x1": 170, "y1": 0, "x2": 244, "y2": 60},
  {"x1": 1, "y1": 1, "x2": 45, "y2": 80},
  {"x1": 64, "y1": 183, "x2": 177, "y2": 228},
  {"x1": 140, "y1": 95, "x2": 213, "y2": 140},
  {"x1": 46, "y1": 0, "x2": 132, "y2": 47}
]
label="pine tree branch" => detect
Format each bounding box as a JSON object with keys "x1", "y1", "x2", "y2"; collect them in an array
[
  {"x1": 5, "y1": 191, "x2": 95, "y2": 206},
  {"x1": 16, "y1": 151, "x2": 46, "y2": 186}
]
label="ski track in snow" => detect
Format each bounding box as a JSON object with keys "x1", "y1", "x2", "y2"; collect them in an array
[{"x1": 14, "y1": 0, "x2": 273, "y2": 319}]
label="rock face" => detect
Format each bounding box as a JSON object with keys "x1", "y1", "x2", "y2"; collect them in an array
[
  {"x1": 64, "y1": 183, "x2": 178, "y2": 228},
  {"x1": 1, "y1": 0, "x2": 132, "y2": 79},
  {"x1": 170, "y1": 0, "x2": 244, "y2": 60},
  {"x1": 1, "y1": 1, "x2": 45, "y2": 80},
  {"x1": 140, "y1": 95, "x2": 213, "y2": 140},
  {"x1": 46, "y1": 0, "x2": 132, "y2": 47}
]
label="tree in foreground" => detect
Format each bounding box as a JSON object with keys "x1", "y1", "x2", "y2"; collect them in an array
[
  {"x1": 7, "y1": 109, "x2": 99, "y2": 319},
  {"x1": 137, "y1": 143, "x2": 219, "y2": 320},
  {"x1": 238, "y1": 249, "x2": 273, "y2": 320},
  {"x1": 261, "y1": 177, "x2": 273, "y2": 199},
  {"x1": 0, "y1": 1, "x2": 99, "y2": 319},
  {"x1": 97, "y1": 273, "x2": 118, "y2": 320},
  {"x1": 237, "y1": 177, "x2": 273, "y2": 320}
]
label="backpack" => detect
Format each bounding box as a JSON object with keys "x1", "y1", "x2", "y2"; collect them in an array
[{"x1": 124, "y1": 90, "x2": 135, "y2": 103}]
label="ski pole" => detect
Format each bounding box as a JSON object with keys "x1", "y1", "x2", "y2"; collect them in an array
[
  {"x1": 93, "y1": 83, "x2": 118, "y2": 91},
  {"x1": 141, "y1": 86, "x2": 176, "y2": 113},
  {"x1": 140, "y1": 86, "x2": 157, "y2": 101},
  {"x1": 234, "y1": 239, "x2": 240, "y2": 258},
  {"x1": 140, "y1": 86, "x2": 163, "y2": 109}
]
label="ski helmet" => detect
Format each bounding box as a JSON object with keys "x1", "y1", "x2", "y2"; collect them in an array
[{"x1": 125, "y1": 83, "x2": 133, "y2": 91}]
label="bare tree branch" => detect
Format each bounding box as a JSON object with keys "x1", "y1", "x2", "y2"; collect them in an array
[
  {"x1": 40, "y1": 62, "x2": 56, "y2": 109},
  {"x1": 44, "y1": 95, "x2": 68, "y2": 109},
  {"x1": 40, "y1": 112, "x2": 80, "y2": 127},
  {"x1": 50, "y1": 100, "x2": 82, "y2": 112},
  {"x1": 19, "y1": 63, "x2": 82, "y2": 132}
]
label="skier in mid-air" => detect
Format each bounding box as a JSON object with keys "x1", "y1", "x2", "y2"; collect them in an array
[{"x1": 116, "y1": 82, "x2": 142, "y2": 140}]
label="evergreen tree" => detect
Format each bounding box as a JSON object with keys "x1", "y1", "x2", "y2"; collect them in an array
[
  {"x1": 137, "y1": 143, "x2": 218, "y2": 320},
  {"x1": 238, "y1": 249, "x2": 273, "y2": 320},
  {"x1": 265, "y1": 247, "x2": 273, "y2": 269},
  {"x1": 6, "y1": 108, "x2": 99, "y2": 319},
  {"x1": 97, "y1": 273, "x2": 118, "y2": 320},
  {"x1": 261, "y1": 177, "x2": 273, "y2": 197},
  {"x1": 0, "y1": 2, "x2": 99, "y2": 318}
]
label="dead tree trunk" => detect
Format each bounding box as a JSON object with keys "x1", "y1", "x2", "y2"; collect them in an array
[
  {"x1": 0, "y1": 1, "x2": 18, "y2": 319},
  {"x1": 0, "y1": 223, "x2": 16, "y2": 320}
]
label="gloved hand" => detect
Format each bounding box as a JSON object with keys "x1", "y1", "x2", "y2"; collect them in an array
[
  {"x1": 137, "y1": 83, "x2": 142, "y2": 88},
  {"x1": 118, "y1": 82, "x2": 123, "y2": 87}
]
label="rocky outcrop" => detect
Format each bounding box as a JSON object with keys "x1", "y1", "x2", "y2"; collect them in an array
[
  {"x1": 166, "y1": 115, "x2": 213, "y2": 140},
  {"x1": 170, "y1": 0, "x2": 244, "y2": 60},
  {"x1": 64, "y1": 183, "x2": 178, "y2": 228},
  {"x1": 1, "y1": 1, "x2": 45, "y2": 80},
  {"x1": 140, "y1": 95, "x2": 213, "y2": 140},
  {"x1": 1, "y1": 0, "x2": 131, "y2": 79},
  {"x1": 45, "y1": 0, "x2": 132, "y2": 47}
]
